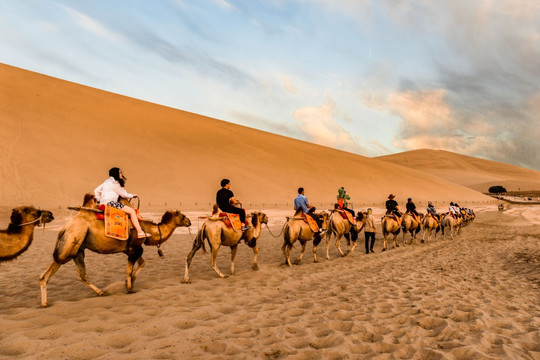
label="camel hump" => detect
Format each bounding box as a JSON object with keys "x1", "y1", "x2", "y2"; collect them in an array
[{"x1": 212, "y1": 204, "x2": 219, "y2": 215}]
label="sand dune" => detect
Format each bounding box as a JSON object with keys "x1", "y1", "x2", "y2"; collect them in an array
[
  {"x1": 1, "y1": 63, "x2": 493, "y2": 215},
  {"x1": 377, "y1": 149, "x2": 540, "y2": 193}
]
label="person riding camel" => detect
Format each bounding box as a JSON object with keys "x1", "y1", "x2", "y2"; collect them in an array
[
  {"x1": 216, "y1": 179, "x2": 251, "y2": 231},
  {"x1": 385, "y1": 194, "x2": 402, "y2": 225},
  {"x1": 426, "y1": 201, "x2": 440, "y2": 223},
  {"x1": 337, "y1": 187, "x2": 355, "y2": 217},
  {"x1": 94, "y1": 167, "x2": 150, "y2": 238},
  {"x1": 449, "y1": 202, "x2": 459, "y2": 219},
  {"x1": 405, "y1": 198, "x2": 420, "y2": 222},
  {"x1": 294, "y1": 187, "x2": 324, "y2": 233}
]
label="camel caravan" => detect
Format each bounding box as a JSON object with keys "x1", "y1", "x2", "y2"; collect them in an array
[{"x1": 1, "y1": 170, "x2": 476, "y2": 307}]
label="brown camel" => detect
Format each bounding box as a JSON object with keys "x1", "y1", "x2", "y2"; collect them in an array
[
  {"x1": 442, "y1": 213, "x2": 462, "y2": 240},
  {"x1": 325, "y1": 209, "x2": 365, "y2": 259},
  {"x1": 421, "y1": 214, "x2": 441, "y2": 243},
  {"x1": 0, "y1": 206, "x2": 54, "y2": 262},
  {"x1": 381, "y1": 214, "x2": 401, "y2": 251},
  {"x1": 39, "y1": 194, "x2": 191, "y2": 307},
  {"x1": 182, "y1": 205, "x2": 268, "y2": 283},
  {"x1": 401, "y1": 212, "x2": 424, "y2": 245},
  {"x1": 281, "y1": 210, "x2": 329, "y2": 266}
]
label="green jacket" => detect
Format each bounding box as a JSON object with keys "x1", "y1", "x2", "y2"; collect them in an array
[{"x1": 337, "y1": 187, "x2": 350, "y2": 207}]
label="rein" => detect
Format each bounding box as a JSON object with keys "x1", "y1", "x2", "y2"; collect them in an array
[
  {"x1": 156, "y1": 224, "x2": 164, "y2": 257},
  {"x1": 18, "y1": 215, "x2": 42, "y2": 227}
]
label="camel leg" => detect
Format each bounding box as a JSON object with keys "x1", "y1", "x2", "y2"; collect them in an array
[
  {"x1": 325, "y1": 231, "x2": 332, "y2": 260},
  {"x1": 295, "y1": 241, "x2": 307, "y2": 265},
  {"x1": 132, "y1": 257, "x2": 146, "y2": 281},
  {"x1": 73, "y1": 251, "x2": 105, "y2": 296},
  {"x1": 125, "y1": 247, "x2": 143, "y2": 293},
  {"x1": 281, "y1": 239, "x2": 291, "y2": 266},
  {"x1": 247, "y1": 238, "x2": 259, "y2": 270},
  {"x1": 210, "y1": 244, "x2": 227, "y2": 278},
  {"x1": 182, "y1": 237, "x2": 203, "y2": 284},
  {"x1": 230, "y1": 245, "x2": 238, "y2": 275},
  {"x1": 335, "y1": 234, "x2": 346, "y2": 257},
  {"x1": 393, "y1": 234, "x2": 398, "y2": 249},
  {"x1": 382, "y1": 234, "x2": 388, "y2": 252},
  {"x1": 39, "y1": 260, "x2": 62, "y2": 307}
]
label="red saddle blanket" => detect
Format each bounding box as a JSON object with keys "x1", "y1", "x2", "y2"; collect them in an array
[
  {"x1": 219, "y1": 212, "x2": 247, "y2": 232},
  {"x1": 338, "y1": 210, "x2": 356, "y2": 225},
  {"x1": 302, "y1": 213, "x2": 319, "y2": 233}
]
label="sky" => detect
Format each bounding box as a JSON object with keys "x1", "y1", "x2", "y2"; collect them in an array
[{"x1": 1, "y1": 0, "x2": 539, "y2": 170}]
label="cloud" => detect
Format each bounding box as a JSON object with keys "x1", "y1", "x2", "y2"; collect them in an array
[
  {"x1": 293, "y1": 98, "x2": 366, "y2": 154},
  {"x1": 55, "y1": 3, "x2": 123, "y2": 41}
]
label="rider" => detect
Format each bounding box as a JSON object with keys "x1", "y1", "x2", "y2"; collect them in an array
[
  {"x1": 94, "y1": 167, "x2": 150, "y2": 238},
  {"x1": 405, "y1": 198, "x2": 419, "y2": 221},
  {"x1": 449, "y1": 202, "x2": 459, "y2": 218},
  {"x1": 385, "y1": 194, "x2": 402, "y2": 224},
  {"x1": 216, "y1": 179, "x2": 251, "y2": 231},
  {"x1": 426, "y1": 201, "x2": 440, "y2": 222},
  {"x1": 337, "y1": 187, "x2": 355, "y2": 217},
  {"x1": 294, "y1": 187, "x2": 324, "y2": 233}
]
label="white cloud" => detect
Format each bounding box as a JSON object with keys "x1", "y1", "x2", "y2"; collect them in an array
[
  {"x1": 56, "y1": 4, "x2": 123, "y2": 41},
  {"x1": 293, "y1": 98, "x2": 365, "y2": 154}
]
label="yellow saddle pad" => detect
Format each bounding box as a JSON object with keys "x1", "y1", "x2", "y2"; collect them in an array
[
  {"x1": 105, "y1": 206, "x2": 130, "y2": 240},
  {"x1": 341, "y1": 210, "x2": 356, "y2": 225},
  {"x1": 304, "y1": 214, "x2": 319, "y2": 233}
]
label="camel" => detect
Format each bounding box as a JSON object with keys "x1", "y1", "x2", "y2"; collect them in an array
[
  {"x1": 281, "y1": 210, "x2": 329, "y2": 266},
  {"x1": 182, "y1": 205, "x2": 268, "y2": 283},
  {"x1": 39, "y1": 194, "x2": 191, "y2": 307},
  {"x1": 421, "y1": 214, "x2": 442, "y2": 243},
  {"x1": 401, "y1": 212, "x2": 424, "y2": 245},
  {"x1": 325, "y1": 209, "x2": 365, "y2": 259},
  {"x1": 381, "y1": 214, "x2": 401, "y2": 251},
  {"x1": 0, "y1": 206, "x2": 54, "y2": 262},
  {"x1": 441, "y1": 213, "x2": 462, "y2": 241}
]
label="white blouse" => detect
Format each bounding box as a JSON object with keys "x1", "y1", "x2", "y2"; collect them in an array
[{"x1": 94, "y1": 177, "x2": 134, "y2": 205}]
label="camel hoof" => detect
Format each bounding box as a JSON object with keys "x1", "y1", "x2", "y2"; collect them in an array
[
  {"x1": 382, "y1": 248, "x2": 386, "y2": 252},
  {"x1": 252, "y1": 265, "x2": 259, "y2": 270},
  {"x1": 314, "y1": 259, "x2": 319, "y2": 263},
  {"x1": 294, "y1": 260, "x2": 302, "y2": 265},
  {"x1": 221, "y1": 274, "x2": 229, "y2": 278},
  {"x1": 181, "y1": 279, "x2": 191, "y2": 284},
  {"x1": 396, "y1": 244, "x2": 400, "y2": 248},
  {"x1": 420, "y1": 240, "x2": 424, "y2": 244}
]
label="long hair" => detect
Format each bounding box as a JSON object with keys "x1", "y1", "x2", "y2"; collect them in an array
[{"x1": 109, "y1": 167, "x2": 125, "y2": 187}]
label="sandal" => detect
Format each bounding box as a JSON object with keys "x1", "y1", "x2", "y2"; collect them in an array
[{"x1": 137, "y1": 232, "x2": 152, "y2": 238}]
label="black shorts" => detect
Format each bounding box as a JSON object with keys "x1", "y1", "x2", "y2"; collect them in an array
[{"x1": 106, "y1": 201, "x2": 125, "y2": 209}]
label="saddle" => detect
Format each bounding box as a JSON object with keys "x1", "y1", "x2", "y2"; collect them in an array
[
  {"x1": 338, "y1": 210, "x2": 356, "y2": 225},
  {"x1": 303, "y1": 213, "x2": 320, "y2": 233},
  {"x1": 95, "y1": 205, "x2": 130, "y2": 240},
  {"x1": 219, "y1": 212, "x2": 244, "y2": 232}
]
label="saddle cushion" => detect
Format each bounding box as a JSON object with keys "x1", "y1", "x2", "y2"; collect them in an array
[
  {"x1": 96, "y1": 204, "x2": 106, "y2": 220},
  {"x1": 219, "y1": 212, "x2": 246, "y2": 231},
  {"x1": 104, "y1": 205, "x2": 129, "y2": 240},
  {"x1": 303, "y1": 213, "x2": 319, "y2": 233}
]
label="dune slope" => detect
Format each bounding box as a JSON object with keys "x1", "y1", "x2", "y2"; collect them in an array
[{"x1": 0, "y1": 64, "x2": 493, "y2": 211}]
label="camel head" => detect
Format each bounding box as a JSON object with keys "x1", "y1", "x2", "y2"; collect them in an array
[
  {"x1": 9, "y1": 206, "x2": 54, "y2": 230},
  {"x1": 316, "y1": 211, "x2": 329, "y2": 231},
  {"x1": 249, "y1": 211, "x2": 268, "y2": 228},
  {"x1": 161, "y1": 210, "x2": 191, "y2": 227}
]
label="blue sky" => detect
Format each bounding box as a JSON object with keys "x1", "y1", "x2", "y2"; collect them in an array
[{"x1": 1, "y1": 0, "x2": 539, "y2": 169}]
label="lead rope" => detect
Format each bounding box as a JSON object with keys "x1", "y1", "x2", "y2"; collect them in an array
[{"x1": 264, "y1": 222, "x2": 286, "y2": 238}]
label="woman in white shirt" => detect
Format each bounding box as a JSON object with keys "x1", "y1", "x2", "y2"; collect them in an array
[{"x1": 94, "y1": 167, "x2": 149, "y2": 238}]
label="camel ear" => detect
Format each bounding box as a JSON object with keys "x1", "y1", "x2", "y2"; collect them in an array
[{"x1": 10, "y1": 208, "x2": 22, "y2": 225}]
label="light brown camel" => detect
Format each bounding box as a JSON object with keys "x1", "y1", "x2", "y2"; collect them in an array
[
  {"x1": 421, "y1": 214, "x2": 441, "y2": 243},
  {"x1": 401, "y1": 212, "x2": 424, "y2": 245},
  {"x1": 381, "y1": 214, "x2": 401, "y2": 251},
  {"x1": 325, "y1": 209, "x2": 365, "y2": 259},
  {"x1": 281, "y1": 210, "x2": 329, "y2": 266},
  {"x1": 182, "y1": 205, "x2": 268, "y2": 283},
  {"x1": 0, "y1": 206, "x2": 54, "y2": 262},
  {"x1": 441, "y1": 213, "x2": 462, "y2": 241},
  {"x1": 39, "y1": 194, "x2": 191, "y2": 307}
]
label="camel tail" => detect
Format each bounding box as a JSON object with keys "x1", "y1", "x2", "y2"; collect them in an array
[
  {"x1": 283, "y1": 223, "x2": 290, "y2": 245},
  {"x1": 196, "y1": 223, "x2": 208, "y2": 254}
]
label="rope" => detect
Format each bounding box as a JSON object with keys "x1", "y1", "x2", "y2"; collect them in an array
[
  {"x1": 264, "y1": 222, "x2": 286, "y2": 238},
  {"x1": 18, "y1": 216, "x2": 42, "y2": 226}
]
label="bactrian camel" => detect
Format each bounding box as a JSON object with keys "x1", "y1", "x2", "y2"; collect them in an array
[
  {"x1": 325, "y1": 209, "x2": 365, "y2": 259},
  {"x1": 182, "y1": 205, "x2": 268, "y2": 283},
  {"x1": 281, "y1": 210, "x2": 329, "y2": 266},
  {"x1": 442, "y1": 213, "x2": 462, "y2": 241},
  {"x1": 421, "y1": 214, "x2": 442, "y2": 243},
  {"x1": 0, "y1": 206, "x2": 54, "y2": 262},
  {"x1": 39, "y1": 194, "x2": 191, "y2": 307},
  {"x1": 381, "y1": 213, "x2": 401, "y2": 251},
  {"x1": 401, "y1": 212, "x2": 423, "y2": 245}
]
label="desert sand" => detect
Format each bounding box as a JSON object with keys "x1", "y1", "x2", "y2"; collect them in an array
[
  {"x1": 1, "y1": 64, "x2": 539, "y2": 359},
  {"x1": 0, "y1": 205, "x2": 539, "y2": 359}
]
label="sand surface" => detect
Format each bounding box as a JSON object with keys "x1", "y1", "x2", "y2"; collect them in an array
[{"x1": 1, "y1": 205, "x2": 538, "y2": 359}]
